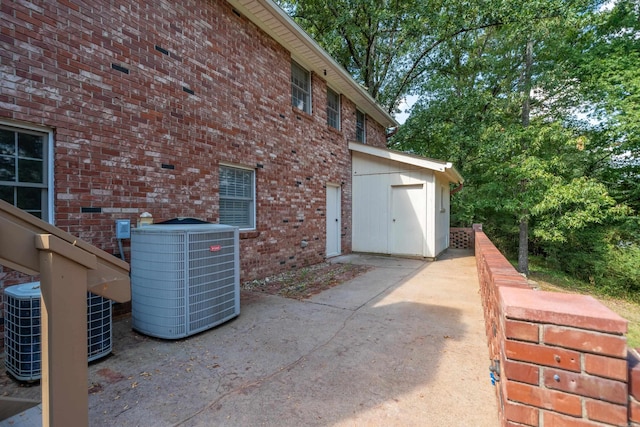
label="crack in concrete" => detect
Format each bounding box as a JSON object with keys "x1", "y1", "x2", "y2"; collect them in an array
[
  {"x1": 173, "y1": 264, "x2": 421, "y2": 426},
  {"x1": 172, "y1": 306, "x2": 359, "y2": 426}
]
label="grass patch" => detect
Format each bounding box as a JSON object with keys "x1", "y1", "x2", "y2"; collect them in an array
[{"x1": 528, "y1": 259, "x2": 640, "y2": 349}]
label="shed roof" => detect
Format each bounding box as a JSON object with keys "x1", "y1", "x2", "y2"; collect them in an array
[
  {"x1": 349, "y1": 142, "x2": 464, "y2": 185},
  {"x1": 226, "y1": 0, "x2": 398, "y2": 129}
]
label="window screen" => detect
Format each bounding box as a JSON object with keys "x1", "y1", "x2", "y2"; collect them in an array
[
  {"x1": 291, "y1": 61, "x2": 311, "y2": 113},
  {"x1": 356, "y1": 110, "x2": 366, "y2": 143},
  {"x1": 327, "y1": 88, "x2": 340, "y2": 130},
  {"x1": 219, "y1": 166, "x2": 255, "y2": 229}
]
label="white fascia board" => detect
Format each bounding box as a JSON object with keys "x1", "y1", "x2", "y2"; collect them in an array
[
  {"x1": 444, "y1": 167, "x2": 464, "y2": 185},
  {"x1": 226, "y1": 0, "x2": 398, "y2": 129},
  {"x1": 349, "y1": 142, "x2": 464, "y2": 184}
]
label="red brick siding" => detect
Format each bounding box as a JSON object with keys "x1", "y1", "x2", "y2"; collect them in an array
[
  {"x1": 503, "y1": 359, "x2": 539, "y2": 385},
  {"x1": 585, "y1": 353, "x2": 628, "y2": 382},
  {"x1": 504, "y1": 319, "x2": 540, "y2": 343},
  {"x1": 0, "y1": 0, "x2": 388, "y2": 347}
]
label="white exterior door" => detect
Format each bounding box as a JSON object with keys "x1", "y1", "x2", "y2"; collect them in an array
[
  {"x1": 326, "y1": 184, "x2": 341, "y2": 257},
  {"x1": 390, "y1": 184, "x2": 425, "y2": 256}
]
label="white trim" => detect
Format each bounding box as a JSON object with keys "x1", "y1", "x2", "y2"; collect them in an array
[
  {"x1": 218, "y1": 163, "x2": 256, "y2": 231},
  {"x1": 349, "y1": 142, "x2": 464, "y2": 184},
  {"x1": 219, "y1": 161, "x2": 255, "y2": 171},
  {"x1": 47, "y1": 129, "x2": 54, "y2": 223},
  {"x1": 326, "y1": 87, "x2": 341, "y2": 130},
  {"x1": 291, "y1": 59, "x2": 312, "y2": 114},
  {"x1": 325, "y1": 183, "x2": 341, "y2": 257},
  {"x1": 0, "y1": 119, "x2": 55, "y2": 225}
]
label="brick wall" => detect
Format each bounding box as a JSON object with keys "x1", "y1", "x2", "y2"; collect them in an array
[
  {"x1": 449, "y1": 227, "x2": 474, "y2": 249},
  {"x1": 474, "y1": 224, "x2": 637, "y2": 426},
  {"x1": 0, "y1": 0, "x2": 388, "y2": 349}
]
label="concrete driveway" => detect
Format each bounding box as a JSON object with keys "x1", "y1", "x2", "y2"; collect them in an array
[{"x1": 1, "y1": 249, "x2": 497, "y2": 426}]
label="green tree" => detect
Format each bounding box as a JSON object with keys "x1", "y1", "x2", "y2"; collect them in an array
[
  {"x1": 392, "y1": 0, "x2": 629, "y2": 275},
  {"x1": 276, "y1": 0, "x2": 504, "y2": 112},
  {"x1": 574, "y1": 0, "x2": 640, "y2": 213}
]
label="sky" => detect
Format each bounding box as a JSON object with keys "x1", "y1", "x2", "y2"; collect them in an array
[{"x1": 394, "y1": 94, "x2": 419, "y2": 125}]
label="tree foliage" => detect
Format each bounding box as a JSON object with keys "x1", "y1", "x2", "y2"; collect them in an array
[
  {"x1": 277, "y1": 0, "x2": 507, "y2": 112},
  {"x1": 574, "y1": 0, "x2": 640, "y2": 212},
  {"x1": 391, "y1": 0, "x2": 638, "y2": 290}
]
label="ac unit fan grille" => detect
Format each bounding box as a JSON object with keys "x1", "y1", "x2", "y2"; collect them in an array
[
  {"x1": 3, "y1": 290, "x2": 41, "y2": 381},
  {"x1": 3, "y1": 283, "x2": 112, "y2": 381},
  {"x1": 87, "y1": 292, "x2": 113, "y2": 361},
  {"x1": 188, "y1": 230, "x2": 238, "y2": 333},
  {"x1": 131, "y1": 231, "x2": 188, "y2": 337}
]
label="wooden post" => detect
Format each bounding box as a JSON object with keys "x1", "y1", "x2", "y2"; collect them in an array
[{"x1": 37, "y1": 234, "x2": 97, "y2": 427}]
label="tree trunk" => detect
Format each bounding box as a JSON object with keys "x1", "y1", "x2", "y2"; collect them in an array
[
  {"x1": 518, "y1": 216, "x2": 529, "y2": 275},
  {"x1": 517, "y1": 39, "x2": 533, "y2": 276}
]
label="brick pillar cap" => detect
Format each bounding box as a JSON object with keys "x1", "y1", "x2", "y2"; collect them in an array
[{"x1": 500, "y1": 287, "x2": 627, "y2": 334}]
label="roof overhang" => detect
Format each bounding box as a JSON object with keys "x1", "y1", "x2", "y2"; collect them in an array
[
  {"x1": 225, "y1": 0, "x2": 398, "y2": 129},
  {"x1": 349, "y1": 142, "x2": 464, "y2": 184}
]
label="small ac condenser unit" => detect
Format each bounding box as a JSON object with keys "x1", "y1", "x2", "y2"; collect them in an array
[
  {"x1": 3, "y1": 282, "x2": 113, "y2": 381},
  {"x1": 130, "y1": 223, "x2": 240, "y2": 339}
]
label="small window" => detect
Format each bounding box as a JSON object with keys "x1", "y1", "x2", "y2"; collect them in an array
[
  {"x1": 0, "y1": 124, "x2": 51, "y2": 220},
  {"x1": 219, "y1": 166, "x2": 255, "y2": 229},
  {"x1": 327, "y1": 88, "x2": 340, "y2": 130},
  {"x1": 291, "y1": 61, "x2": 311, "y2": 113},
  {"x1": 356, "y1": 110, "x2": 366, "y2": 143}
]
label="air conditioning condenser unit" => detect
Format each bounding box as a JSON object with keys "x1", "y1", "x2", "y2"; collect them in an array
[{"x1": 130, "y1": 223, "x2": 240, "y2": 339}]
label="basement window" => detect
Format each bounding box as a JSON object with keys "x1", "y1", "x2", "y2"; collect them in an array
[
  {"x1": 0, "y1": 122, "x2": 53, "y2": 222},
  {"x1": 219, "y1": 165, "x2": 255, "y2": 230},
  {"x1": 291, "y1": 61, "x2": 311, "y2": 113}
]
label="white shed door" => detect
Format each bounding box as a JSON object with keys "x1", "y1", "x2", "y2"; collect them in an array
[
  {"x1": 326, "y1": 184, "x2": 341, "y2": 257},
  {"x1": 390, "y1": 184, "x2": 425, "y2": 256}
]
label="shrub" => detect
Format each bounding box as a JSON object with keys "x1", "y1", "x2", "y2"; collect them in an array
[{"x1": 599, "y1": 244, "x2": 640, "y2": 300}]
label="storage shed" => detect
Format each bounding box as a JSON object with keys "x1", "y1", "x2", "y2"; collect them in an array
[{"x1": 350, "y1": 142, "x2": 464, "y2": 259}]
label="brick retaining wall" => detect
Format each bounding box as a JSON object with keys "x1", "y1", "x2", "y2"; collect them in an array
[{"x1": 472, "y1": 224, "x2": 639, "y2": 426}]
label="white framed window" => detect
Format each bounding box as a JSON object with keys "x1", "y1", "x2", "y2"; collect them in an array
[
  {"x1": 291, "y1": 60, "x2": 311, "y2": 113},
  {"x1": 356, "y1": 109, "x2": 366, "y2": 143},
  {"x1": 219, "y1": 165, "x2": 255, "y2": 229},
  {"x1": 327, "y1": 88, "x2": 340, "y2": 130},
  {"x1": 0, "y1": 121, "x2": 53, "y2": 222}
]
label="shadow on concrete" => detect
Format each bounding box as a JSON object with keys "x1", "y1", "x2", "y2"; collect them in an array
[
  {"x1": 1, "y1": 250, "x2": 496, "y2": 426},
  {"x1": 174, "y1": 300, "x2": 466, "y2": 426}
]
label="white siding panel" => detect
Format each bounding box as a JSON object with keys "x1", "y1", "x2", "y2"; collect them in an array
[
  {"x1": 352, "y1": 173, "x2": 389, "y2": 253},
  {"x1": 352, "y1": 153, "x2": 434, "y2": 257},
  {"x1": 434, "y1": 174, "x2": 451, "y2": 256},
  {"x1": 390, "y1": 184, "x2": 426, "y2": 256}
]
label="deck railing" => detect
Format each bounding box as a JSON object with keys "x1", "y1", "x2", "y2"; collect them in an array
[{"x1": 0, "y1": 200, "x2": 130, "y2": 427}]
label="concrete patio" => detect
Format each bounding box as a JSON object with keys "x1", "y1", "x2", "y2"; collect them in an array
[{"x1": 1, "y1": 249, "x2": 497, "y2": 426}]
